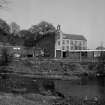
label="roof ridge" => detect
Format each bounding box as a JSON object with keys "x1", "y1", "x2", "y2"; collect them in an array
[{"x1": 63, "y1": 33, "x2": 87, "y2": 41}]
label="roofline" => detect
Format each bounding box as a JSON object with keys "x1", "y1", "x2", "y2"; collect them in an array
[
  {"x1": 63, "y1": 38, "x2": 87, "y2": 41},
  {"x1": 63, "y1": 33, "x2": 87, "y2": 41},
  {"x1": 68, "y1": 49, "x2": 105, "y2": 52}
]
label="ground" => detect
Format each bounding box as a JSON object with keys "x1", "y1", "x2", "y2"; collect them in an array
[
  {"x1": 0, "y1": 58, "x2": 103, "y2": 105},
  {"x1": 0, "y1": 92, "x2": 57, "y2": 105},
  {"x1": 0, "y1": 92, "x2": 105, "y2": 105},
  {"x1": 5, "y1": 58, "x2": 87, "y2": 80}
]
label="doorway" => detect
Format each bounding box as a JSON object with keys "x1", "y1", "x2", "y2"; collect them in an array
[{"x1": 63, "y1": 51, "x2": 66, "y2": 58}]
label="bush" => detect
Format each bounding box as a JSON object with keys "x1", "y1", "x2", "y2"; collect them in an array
[
  {"x1": 42, "y1": 79, "x2": 55, "y2": 91},
  {"x1": 0, "y1": 47, "x2": 10, "y2": 66}
]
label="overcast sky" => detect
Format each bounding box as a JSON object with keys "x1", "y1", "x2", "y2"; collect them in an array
[{"x1": 0, "y1": 0, "x2": 105, "y2": 49}]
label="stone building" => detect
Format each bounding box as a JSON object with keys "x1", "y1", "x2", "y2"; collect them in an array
[{"x1": 55, "y1": 29, "x2": 87, "y2": 58}]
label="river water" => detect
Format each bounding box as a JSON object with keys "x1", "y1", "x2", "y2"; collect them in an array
[
  {"x1": 0, "y1": 73, "x2": 105, "y2": 99},
  {"x1": 54, "y1": 77, "x2": 105, "y2": 98}
]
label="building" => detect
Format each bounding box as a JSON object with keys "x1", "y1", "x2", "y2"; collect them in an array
[
  {"x1": 26, "y1": 25, "x2": 87, "y2": 58},
  {"x1": 55, "y1": 29, "x2": 87, "y2": 58},
  {"x1": 10, "y1": 22, "x2": 20, "y2": 34}
]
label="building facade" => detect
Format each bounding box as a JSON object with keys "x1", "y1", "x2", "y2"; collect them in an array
[{"x1": 55, "y1": 30, "x2": 87, "y2": 58}]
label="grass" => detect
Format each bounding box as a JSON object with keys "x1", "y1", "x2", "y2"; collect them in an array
[
  {"x1": 0, "y1": 92, "x2": 105, "y2": 105},
  {"x1": 0, "y1": 92, "x2": 56, "y2": 105}
]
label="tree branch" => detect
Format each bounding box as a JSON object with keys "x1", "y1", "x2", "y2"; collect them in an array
[{"x1": 0, "y1": 0, "x2": 9, "y2": 9}]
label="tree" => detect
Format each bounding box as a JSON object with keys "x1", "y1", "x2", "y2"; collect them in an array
[
  {"x1": 0, "y1": 18, "x2": 10, "y2": 34},
  {"x1": 37, "y1": 21, "x2": 56, "y2": 35},
  {"x1": 0, "y1": 19, "x2": 10, "y2": 43},
  {"x1": 0, "y1": 47, "x2": 9, "y2": 65},
  {"x1": 10, "y1": 22, "x2": 20, "y2": 35},
  {"x1": 18, "y1": 30, "x2": 35, "y2": 47},
  {"x1": 0, "y1": 0, "x2": 9, "y2": 9},
  {"x1": 18, "y1": 30, "x2": 32, "y2": 38},
  {"x1": 29, "y1": 25, "x2": 40, "y2": 34},
  {"x1": 29, "y1": 21, "x2": 57, "y2": 40},
  {"x1": 96, "y1": 51, "x2": 105, "y2": 74}
]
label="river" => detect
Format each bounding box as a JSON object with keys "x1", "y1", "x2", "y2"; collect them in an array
[
  {"x1": 54, "y1": 76, "x2": 105, "y2": 98},
  {"x1": 0, "y1": 73, "x2": 105, "y2": 99}
]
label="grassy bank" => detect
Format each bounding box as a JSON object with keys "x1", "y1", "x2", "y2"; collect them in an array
[
  {"x1": 0, "y1": 92, "x2": 105, "y2": 105},
  {"x1": 3, "y1": 58, "x2": 88, "y2": 80}
]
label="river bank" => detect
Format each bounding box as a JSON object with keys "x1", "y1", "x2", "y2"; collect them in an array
[
  {"x1": 0, "y1": 92, "x2": 105, "y2": 105},
  {"x1": 0, "y1": 70, "x2": 104, "y2": 105},
  {"x1": 2, "y1": 58, "x2": 88, "y2": 80}
]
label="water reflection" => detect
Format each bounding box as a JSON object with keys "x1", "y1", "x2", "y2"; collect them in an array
[
  {"x1": 0, "y1": 73, "x2": 105, "y2": 99},
  {"x1": 54, "y1": 76, "x2": 105, "y2": 98}
]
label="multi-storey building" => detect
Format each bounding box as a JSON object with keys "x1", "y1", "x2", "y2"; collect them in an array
[{"x1": 55, "y1": 30, "x2": 87, "y2": 58}]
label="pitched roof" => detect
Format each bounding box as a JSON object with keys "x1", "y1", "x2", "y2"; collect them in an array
[
  {"x1": 96, "y1": 46, "x2": 105, "y2": 50},
  {"x1": 63, "y1": 33, "x2": 87, "y2": 41}
]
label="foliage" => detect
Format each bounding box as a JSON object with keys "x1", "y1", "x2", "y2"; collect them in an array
[
  {"x1": 18, "y1": 30, "x2": 32, "y2": 38},
  {"x1": 0, "y1": 0, "x2": 9, "y2": 9},
  {"x1": 0, "y1": 19, "x2": 57, "y2": 47},
  {"x1": 0, "y1": 18, "x2": 10, "y2": 34},
  {"x1": 37, "y1": 21, "x2": 56, "y2": 34},
  {"x1": 29, "y1": 21, "x2": 57, "y2": 40},
  {"x1": 0, "y1": 47, "x2": 10, "y2": 65},
  {"x1": 0, "y1": 18, "x2": 10, "y2": 43},
  {"x1": 19, "y1": 30, "x2": 36, "y2": 47},
  {"x1": 96, "y1": 51, "x2": 105, "y2": 74},
  {"x1": 98, "y1": 51, "x2": 105, "y2": 62},
  {"x1": 42, "y1": 79, "x2": 55, "y2": 91}
]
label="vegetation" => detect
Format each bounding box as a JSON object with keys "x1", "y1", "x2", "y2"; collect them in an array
[
  {"x1": 96, "y1": 51, "x2": 105, "y2": 74},
  {"x1": 0, "y1": 18, "x2": 57, "y2": 48},
  {"x1": 0, "y1": 0, "x2": 9, "y2": 9}
]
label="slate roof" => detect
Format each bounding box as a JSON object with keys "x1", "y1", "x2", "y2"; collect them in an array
[
  {"x1": 96, "y1": 46, "x2": 105, "y2": 50},
  {"x1": 63, "y1": 34, "x2": 87, "y2": 41}
]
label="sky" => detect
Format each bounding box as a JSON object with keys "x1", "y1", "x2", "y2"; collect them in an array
[{"x1": 0, "y1": 0, "x2": 105, "y2": 49}]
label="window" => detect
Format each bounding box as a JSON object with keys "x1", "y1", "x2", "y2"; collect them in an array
[
  {"x1": 75, "y1": 41, "x2": 77, "y2": 45},
  {"x1": 67, "y1": 40, "x2": 69, "y2": 44},
  {"x1": 62, "y1": 46, "x2": 65, "y2": 50},
  {"x1": 71, "y1": 46, "x2": 73, "y2": 50},
  {"x1": 62, "y1": 40, "x2": 65, "y2": 44},
  {"x1": 57, "y1": 34, "x2": 60, "y2": 39},
  {"x1": 83, "y1": 41, "x2": 86, "y2": 46},
  {"x1": 67, "y1": 46, "x2": 69, "y2": 50},
  {"x1": 79, "y1": 41, "x2": 82, "y2": 46},
  {"x1": 70, "y1": 40, "x2": 73, "y2": 45},
  {"x1": 58, "y1": 41, "x2": 60, "y2": 46}
]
